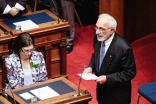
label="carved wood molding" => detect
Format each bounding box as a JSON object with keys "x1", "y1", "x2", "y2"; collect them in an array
[
  {"x1": 45, "y1": 45, "x2": 52, "y2": 50},
  {"x1": 60, "y1": 42, "x2": 67, "y2": 47},
  {"x1": 62, "y1": 31, "x2": 66, "y2": 38}
]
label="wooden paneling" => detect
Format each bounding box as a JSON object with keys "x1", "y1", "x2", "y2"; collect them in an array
[
  {"x1": 99, "y1": 0, "x2": 156, "y2": 43},
  {"x1": 124, "y1": 0, "x2": 156, "y2": 43},
  {"x1": 99, "y1": 0, "x2": 124, "y2": 36}
]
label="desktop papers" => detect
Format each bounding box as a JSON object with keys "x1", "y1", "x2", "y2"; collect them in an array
[
  {"x1": 13, "y1": 19, "x2": 39, "y2": 31},
  {"x1": 78, "y1": 73, "x2": 97, "y2": 80},
  {"x1": 30, "y1": 86, "x2": 60, "y2": 100},
  {"x1": 19, "y1": 92, "x2": 34, "y2": 100}
]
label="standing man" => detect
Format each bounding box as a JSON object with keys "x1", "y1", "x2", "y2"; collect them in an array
[
  {"x1": 0, "y1": 0, "x2": 28, "y2": 17},
  {"x1": 84, "y1": 13, "x2": 136, "y2": 104},
  {"x1": 49, "y1": 0, "x2": 75, "y2": 53}
]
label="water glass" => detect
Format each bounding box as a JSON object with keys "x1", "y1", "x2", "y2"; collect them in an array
[
  {"x1": 31, "y1": 96, "x2": 37, "y2": 104},
  {"x1": 15, "y1": 24, "x2": 22, "y2": 32}
]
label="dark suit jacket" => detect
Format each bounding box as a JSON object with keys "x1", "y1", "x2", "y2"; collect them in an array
[
  {"x1": 0, "y1": 0, "x2": 27, "y2": 16},
  {"x1": 89, "y1": 33, "x2": 136, "y2": 104}
]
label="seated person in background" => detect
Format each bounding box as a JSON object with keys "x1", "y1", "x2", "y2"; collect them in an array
[
  {"x1": 0, "y1": 0, "x2": 28, "y2": 18},
  {"x1": 5, "y1": 32, "x2": 48, "y2": 90}
]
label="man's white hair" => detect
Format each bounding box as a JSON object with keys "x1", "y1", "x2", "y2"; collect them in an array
[{"x1": 98, "y1": 13, "x2": 117, "y2": 30}]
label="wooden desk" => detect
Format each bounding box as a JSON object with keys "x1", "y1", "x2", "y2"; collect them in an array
[
  {"x1": 0, "y1": 28, "x2": 12, "y2": 91},
  {"x1": 6, "y1": 77, "x2": 92, "y2": 104},
  {"x1": 0, "y1": 9, "x2": 70, "y2": 91},
  {"x1": 0, "y1": 96, "x2": 12, "y2": 104}
]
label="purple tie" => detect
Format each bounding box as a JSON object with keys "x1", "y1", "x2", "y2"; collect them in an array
[{"x1": 99, "y1": 42, "x2": 105, "y2": 69}]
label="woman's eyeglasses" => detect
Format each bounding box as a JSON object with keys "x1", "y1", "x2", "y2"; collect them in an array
[{"x1": 21, "y1": 48, "x2": 35, "y2": 54}]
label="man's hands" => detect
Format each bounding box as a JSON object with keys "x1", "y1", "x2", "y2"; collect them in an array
[
  {"x1": 84, "y1": 67, "x2": 107, "y2": 85},
  {"x1": 96, "y1": 75, "x2": 107, "y2": 85},
  {"x1": 84, "y1": 67, "x2": 92, "y2": 74},
  {"x1": 9, "y1": 7, "x2": 19, "y2": 16}
]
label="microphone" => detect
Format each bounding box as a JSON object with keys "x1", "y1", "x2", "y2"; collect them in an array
[
  {"x1": 0, "y1": 25, "x2": 9, "y2": 35},
  {"x1": 51, "y1": 0, "x2": 60, "y2": 24},
  {"x1": 0, "y1": 92, "x2": 8, "y2": 99},
  {"x1": 77, "y1": 65, "x2": 86, "y2": 96},
  {"x1": 5, "y1": 79, "x2": 17, "y2": 104}
]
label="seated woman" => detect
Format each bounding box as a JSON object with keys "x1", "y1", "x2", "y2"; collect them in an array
[{"x1": 5, "y1": 32, "x2": 48, "y2": 90}]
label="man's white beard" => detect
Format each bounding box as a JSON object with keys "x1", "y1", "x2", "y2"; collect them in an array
[
  {"x1": 97, "y1": 33, "x2": 112, "y2": 42},
  {"x1": 97, "y1": 35, "x2": 105, "y2": 42}
]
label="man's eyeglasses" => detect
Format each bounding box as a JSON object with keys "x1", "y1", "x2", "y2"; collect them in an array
[
  {"x1": 21, "y1": 48, "x2": 35, "y2": 54},
  {"x1": 94, "y1": 27, "x2": 110, "y2": 32}
]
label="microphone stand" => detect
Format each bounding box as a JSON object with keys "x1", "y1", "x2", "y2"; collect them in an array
[
  {"x1": 51, "y1": 0, "x2": 60, "y2": 24},
  {"x1": 5, "y1": 79, "x2": 17, "y2": 104},
  {"x1": 77, "y1": 65, "x2": 86, "y2": 96},
  {"x1": 0, "y1": 92, "x2": 7, "y2": 99}
]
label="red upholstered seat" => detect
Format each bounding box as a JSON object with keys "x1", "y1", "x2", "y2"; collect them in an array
[{"x1": 131, "y1": 32, "x2": 156, "y2": 104}]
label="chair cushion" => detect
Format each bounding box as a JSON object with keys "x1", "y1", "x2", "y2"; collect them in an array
[{"x1": 138, "y1": 82, "x2": 156, "y2": 103}]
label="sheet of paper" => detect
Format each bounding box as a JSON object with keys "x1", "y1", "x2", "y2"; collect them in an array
[
  {"x1": 78, "y1": 73, "x2": 97, "y2": 80},
  {"x1": 30, "y1": 86, "x2": 59, "y2": 100},
  {"x1": 19, "y1": 92, "x2": 34, "y2": 100},
  {"x1": 13, "y1": 19, "x2": 39, "y2": 31}
]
